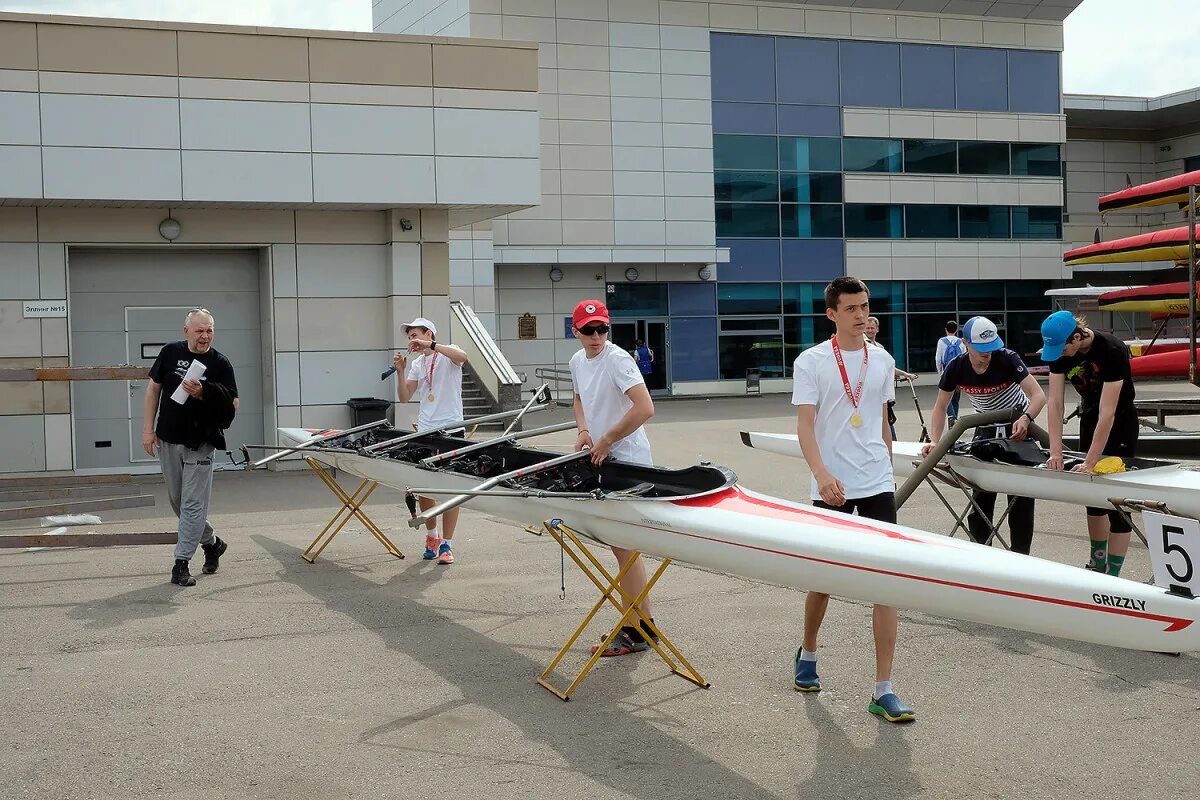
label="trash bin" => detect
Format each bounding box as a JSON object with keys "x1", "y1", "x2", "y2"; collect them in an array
[
  {"x1": 346, "y1": 397, "x2": 391, "y2": 427},
  {"x1": 745, "y1": 368, "x2": 762, "y2": 395}
]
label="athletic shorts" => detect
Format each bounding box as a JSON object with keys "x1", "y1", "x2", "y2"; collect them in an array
[
  {"x1": 1078, "y1": 414, "x2": 1138, "y2": 532},
  {"x1": 814, "y1": 491, "x2": 897, "y2": 525}
]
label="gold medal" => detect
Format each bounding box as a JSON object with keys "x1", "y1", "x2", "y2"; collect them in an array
[
  {"x1": 849, "y1": 412, "x2": 863, "y2": 428},
  {"x1": 427, "y1": 393, "x2": 436, "y2": 403}
]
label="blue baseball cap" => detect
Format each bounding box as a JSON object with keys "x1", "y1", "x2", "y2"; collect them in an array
[
  {"x1": 1040, "y1": 310, "x2": 1077, "y2": 362},
  {"x1": 962, "y1": 316, "x2": 1003, "y2": 353}
]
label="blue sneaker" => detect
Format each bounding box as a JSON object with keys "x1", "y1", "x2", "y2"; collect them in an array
[
  {"x1": 422, "y1": 535, "x2": 440, "y2": 560},
  {"x1": 868, "y1": 692, "x2": 916, "y2": 723},
  {"x1": 793, "y1": 649, "x2": 821, "y2": 692}
]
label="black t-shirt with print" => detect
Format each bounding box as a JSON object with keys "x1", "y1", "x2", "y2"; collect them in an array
[
  {"x1": 938, "y1": 348, "x2": 1030, "y2": 414},
  {"x1": 149, "y1": 341, "x2": 238, "y2": 448},
  {"x1": 1048, "y1": 331, "x2": 1135, "y2": 421}
]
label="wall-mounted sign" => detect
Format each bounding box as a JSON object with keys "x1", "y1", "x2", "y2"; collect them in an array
[
  {"x1": 517, "y1": 313, "x2": 537, "y2": 340},
  {"x1": 563, "y1": 317, "x2": 574, "y2": 339},
  {"x1": 23, "y1": 300, "x2": 67, "y2": 318}
]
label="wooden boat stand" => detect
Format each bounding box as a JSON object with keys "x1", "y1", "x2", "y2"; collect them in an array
[
  {"x1": 300, "y1": 456, "x2": 404, "y2": 563},
  {"x1": 533, "y1": 518, "x2": 709, "y2": 701}
]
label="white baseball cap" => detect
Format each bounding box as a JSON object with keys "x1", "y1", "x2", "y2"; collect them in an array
[
  {"x1": 962, "y1": 316, "x2": 1003, "y2": 352},
  {"x1": 401, "y1": 317, "x2": 437, "y2": 336}
]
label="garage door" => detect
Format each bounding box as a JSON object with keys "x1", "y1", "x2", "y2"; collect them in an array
[{"x1": 69, "y1": 248, "x2": 263, "y2": 471}]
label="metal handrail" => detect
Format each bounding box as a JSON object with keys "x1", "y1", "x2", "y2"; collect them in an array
[
  {"x1": 534, "y1": 366, "x2": 573, "y2": 406},
  {"x1": 450, "y1": 300, "x2": 521, "y2": 391}
]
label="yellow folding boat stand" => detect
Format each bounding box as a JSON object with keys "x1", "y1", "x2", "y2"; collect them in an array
[
  {"x1": 300, "y1": 456, "x2": 405, "y2": 563},
  {"x1": 535, "y1": 518, "x2": 709, "y2": 701}
]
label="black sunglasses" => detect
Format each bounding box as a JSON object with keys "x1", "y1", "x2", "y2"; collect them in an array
[{"x1": 578, "y1": 323, "x2": 610, "y2": 336}]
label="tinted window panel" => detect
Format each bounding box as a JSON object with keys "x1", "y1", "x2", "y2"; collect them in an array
[
  {"x1": 844, "y1": 204, "x2": 904, "y2": 238},
  {"x1": 866, "y1": 280, "x2": 905, "y2": 313},
  {"x1": 711, "y1": 102, "x2": 776, "y2": 135},
  {"x1": 904, "y1": 140, "x2": 957, "y2": 173},
  {"x1": 840, "y1": 41, "x2": 901, "y2": 107},
  {"x1": 716, "y1": 202, "x2": 780, "y2": 237},
  {"x1": 906, "y1": 281, "x2": 955, "y2": 312},
  {"x1": 843, "y1": 138, "x2": 902, "y2": 172},
  {"x1": 908, "y1": 313, "x2": 954, "y2": 371},
  {"x1": 1006, "y1": 280, "x2": 1054, "y2": 311},
  {"x1": 782, "y1": 239, "x2": 845, "y2": 281},
  {"x1": 958, "y1": 281, "x2": 1006, "y2": 312},
  {"x1": 1011, "y1": 143, "x2": 1061, "y2": 176},
  {"x1": 783, "y1": 315, "x2": 836, "y2": 373},
  {"x1": 777, "y1": 104, "x2": 842, "y2": 137},
  {"x1": 782, "y1": 282, "x2": 828, "y2": 315},
  {"x1": 719, "y1": 333, "x2": 786, "y2": 379},
  {"x1": 713, "y1": 134, "x2": 778, "y2": 170},
  {"x1": 867, "y1": 313, "x2": 908, "y2": 370},
  {"x1": 905, "y1": 205, "x2": 959, "y2": 238},
  {"x1": 669, "y1": 282, "x2": 717, "y2": 316},
  {"x1": 958, "y1": 142, "x2": 1010, "y2": 175},
  {"x1": 671, "y1": 317, "x2": 719, "y2": 381},
  {"x1": 776, "y1": 37, "x2": 840, "y2": 105},
  {"x1": 1012, "y1": 206, "x2": 1063, "y2": 239},
  {"x1": 717, "y1": 238, "x2": 782, "y2": 281},
  {"x1": 780, "y1": 172, "x2": 842, "y2": 203},
  {"x1": 955, "y1": 47, "x2": 1008, "y2": 111},
  {"x1": 715, "y1": 171, "x2": 779, "y2": 202},
  {"x1": 1008, "y1": 50, "x2": 1060, "y2": 114},
  {"x1": 779, "y1": 137, "x2": 842, "y2": 171},
  {"x1": 710, "y1": 33, "x2": 776, "y2": 102},
  {"x1": 781, "y1": 204, "x2": 844, "y2": 238},
  {"x1": 901, "y1": 44, "x2": 955, "y2": 110},
  {"x1": 717, "y1": 282, "x2": 782, "y2": 315},
  {"x1": 608, "y1": 283, "x2": 668, "y2": 317},
  {"x1": 960, "y1": 206, "x2": 1011, "y2": 238}
]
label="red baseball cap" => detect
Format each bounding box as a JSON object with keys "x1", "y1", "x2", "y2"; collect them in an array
[{"x1": 572, "y1": 299, "x2": 609, "y2": 329}]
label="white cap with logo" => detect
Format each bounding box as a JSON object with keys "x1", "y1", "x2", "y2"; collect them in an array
[
  {"x1": 962, "y1": 316, "x2": 1003, "y2": 352},
  {"x1": 401, "y1": 317, "x2": 437, "y2": 336}
]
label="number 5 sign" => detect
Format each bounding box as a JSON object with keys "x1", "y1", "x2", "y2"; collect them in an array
[{"x1": 1144, "y1": 511, "x2": 1200, "y2": 597}]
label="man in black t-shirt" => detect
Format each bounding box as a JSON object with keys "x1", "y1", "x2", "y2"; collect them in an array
[
  {"x1": 921, "y1": 317, "x2": 1046, "y2": 554},
  {"x1": 143, "y1": 308, "x2": 239, "y2": 587},
  {"x1": 1041, "y1": 310, "x2": 1138, "y2": 577}
]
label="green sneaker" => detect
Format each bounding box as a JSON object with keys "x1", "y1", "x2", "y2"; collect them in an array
[{"x1": 869, "y1": 693, "x2": 916, "y2": 723}]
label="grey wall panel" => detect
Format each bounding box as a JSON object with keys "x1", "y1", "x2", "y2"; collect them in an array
[
  {"x1": 0, "y1": 91, "x2": 41, "y2": 145},
  {"x1": 42, "y1": 147, "x2": 182, "y2": 200},
  {"x1": 310, "y1": 104, "x2": 434, "y2": 155},
  {"x1": 311, "y1": 154, "x2": 436, "y2": 204},
  {"x1": 182, "y1": 151, "x2": 313, "y2": 203},
  {"x1": 40, "y1": 94, "x2": 180, "y2": 149},
  {"x1": 295, "y1": 244, "x2": 389, "y2": 297},
  {"x1": 298, "y1": 349, "x2": 392, "y2": 406},
  {"x1": 180, "y1": 99, "x2": 311, "y2": 153},
  {"x1": 0, "y1": 145, "x2": 42, "y2": 198}
]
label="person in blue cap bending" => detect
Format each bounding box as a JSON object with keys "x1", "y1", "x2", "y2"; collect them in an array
[{"x1": 1040, "y1": 310, "x2": 1138, "y2": 576}]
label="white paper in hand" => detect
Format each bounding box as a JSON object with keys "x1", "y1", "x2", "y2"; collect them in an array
[{"x1": 170, "y1": 360, "x2": 206, "y2": 404}]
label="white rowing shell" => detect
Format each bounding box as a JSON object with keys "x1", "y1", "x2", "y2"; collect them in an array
[{"x1": 281, "y1": 428, "x2": 1200, "y2": 653}]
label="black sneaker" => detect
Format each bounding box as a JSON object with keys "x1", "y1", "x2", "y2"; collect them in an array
[
  {"x1": 202, "y1": 537, "x2": 228, "y2": 574},
  {"x1": 171, "y1": 559, "x2": 196, "y2": 587}
]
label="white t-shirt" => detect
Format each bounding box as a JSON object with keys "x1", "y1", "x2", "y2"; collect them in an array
[
  {"x1": 405, "y1": 350, "x2": 464, "y2": 432},
  {"x1": 791, "y1": 338, "x2": 896, "y2": 501},
  {"x1": 569, "y1": 341, "x2": 652, "y2": 465}
]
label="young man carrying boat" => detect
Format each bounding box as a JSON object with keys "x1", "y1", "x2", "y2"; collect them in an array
[
  {"x1": 569, "y1": 299, "x2": 659, "y2": 657},
  {"x1": 791, "y1": 277, "x2": 914, "y2": 723},
  {"x1": 921, "y1": 316, "x2": 1046, "y2": 555},
  {"x1": 393, "y1": 317, "x2": 469, "y2": 565},
  {"x1": 1041, "y1": 311, "x2": 1139, "y2": 576}
]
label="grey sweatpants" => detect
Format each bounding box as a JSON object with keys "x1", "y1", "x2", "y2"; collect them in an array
[{"x1": 159, "y1": 441, "x2": 216, "y2": 560}]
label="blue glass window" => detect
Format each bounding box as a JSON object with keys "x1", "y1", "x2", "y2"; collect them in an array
[
  {"x1": 669, "y1": 282, "x2": 717, "y2": 316},
  {"x1": 906, "y1": 281, "x2": 954, "y2": 312},
  {"x1": 671, "y1": 317, "x2": 719, "y2": 381},
  {"x1": 782, "y1": 282, "x2": 828, "y2": 315},
  {"x1": 713, "y1": 134, "x2": 778, "y2": 170},
  {"x1": 777, "y1": 105, "x2": 841, "y2": 137},
  {"x1": 717, "y1": 238, "x2": 781, "y2": 281},
  {"x1": 839, "y1": 40, "x2": 900, "y2": 107},
  {"x1": 779, "y1": 137, "x2": 841, "y2": 171},
  {"x1": 776, "y1": 37, "x2": 840, "y2": 105},
  {"x1": 719, "y1": 331, "x2": 786, "y2": 379},
  {"x1": 718, "y1": 282, "x2": 783, "y2": 315},
  {"x1": 782, "y1": 239, "x2": 844, "y2": 281},
  {"x1": 904, "y1": 140, "x2": 957, "y2": 173},
  {"x1": 1008, "y1": 50, "x2": 1060, "y2": 114},
  {"x1": 844, "y1": 204, "x2": 903, "y2": 238},
  {"x1": 905, "y1": 205, "x2": 958, "y2": 238},
  {"x1": 715, "y1": 171, "x2": 779, "y2": 203},
  {"x1": 843, "y1": 138, "x2": 902, "y2": 172},
  {"x1": 958, "y1": 281, "x2": 1006, "y2": 312},
  {"x1": 716, "y1": 203, "x2": 779, "y2": 238},
  {"x1": 712, "y1": 102, "x2": 776, "y2": 135},
  {"x1": 1011, "y1": 144, "x2": 1061, "y2": 177},
  {"x1": 781, "y1": 204, "x2": 843, "y2": 238},
  {"x1": 960, "y1": 206, "x2": 1011, "y2": 238},
  {"x1": 608, "y1": 283, "x2": 668, "y2": 317},
  {"x1": 901, "y1": 44, "x2": 955, "y2": 110},
  {"x1": 1006, "y1": 279, "x2": 1053, "y2": 311},
  {"x1": 958, "y1": 142, "x2": 1010, "y2": 175},
  {"x1": 1012, "y1": 206, "x2": 1063, "y2": 240},
  {"x1": 710, "y1": 33, "x2": 776, "y2": 103},
  {"x1": 780, "y1": 172, "x2": 842, "y2": 203},
  {"x1": 866, "y1": 280, "x2": 905, "y2": 312},
  {"x1": 783, "y1": 315, "x2": 836, "y2": 373},
  {"x1": 955, "y1": 47, "x2": 1008, "y2": 112}
]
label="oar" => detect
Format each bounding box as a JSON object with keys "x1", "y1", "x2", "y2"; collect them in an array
[
  {"x1": 420, "y1": 420, "x2": 578, "y2": 468},
  {"x1": 245, "y1": 419, "x2": 390, "y2": 470}
]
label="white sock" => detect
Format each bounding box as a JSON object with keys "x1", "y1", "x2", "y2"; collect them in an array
[
  {"x1": 799, "y1": 647, "x2": 817, "y2": 662},
  {"x1": 874, "y1": 680, "x2": 893, "y2": 700},
  {"x1": 427, "y1": 526, "x2": 439, "y2": 540}
]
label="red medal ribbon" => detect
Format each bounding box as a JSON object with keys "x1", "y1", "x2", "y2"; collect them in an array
[
  {"x1": 425, "y1": 351, "x2": 437, "y2": 391},
  {"x1": 831, "y1": 335, "x2": 868, "y2": 410}
]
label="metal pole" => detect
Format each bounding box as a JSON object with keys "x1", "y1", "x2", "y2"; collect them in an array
[
  {"x1": 406, "y1": 449, "x2": 594, "y2": 528},
  {"x1": 420, "y1": 420, "x2": 578, "y2": 467},
  {"x1": 248, "y1": 419, "x2": 390, "y2": 469},
  {"x1": 1189, "y1": 185, "x2": 1198, "y2": 387},
  {"x1": 500, "y1": 385, "x2": 552, "y2": 437},
  {"x1": 363, "y1": 403, "x2": 550, "y2": 453}
]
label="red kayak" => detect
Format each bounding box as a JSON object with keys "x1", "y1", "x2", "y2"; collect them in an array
[
  {"x1": 1131, "y1": 347, "x2": 1200, "y2": 378},
  {"x1": 1099, "y1": 170, "x2": 1200, "y2": 214},
  {"x1": 1097, "y1": 281, "x2": 1200, "y2": 314},
  {"x1": 1064, "y1": 225, "x2": 1200, "y2": 267}
]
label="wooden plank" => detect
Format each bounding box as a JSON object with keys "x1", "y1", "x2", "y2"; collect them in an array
[
  {"x1": 0, "y1": 494, "x2": 155, "y2": 522},
  {"x1": 0, "y1": 474, "x2": 133, "y2": 490},
  {"x1": 0, "y1": 484, "x2": 142, "y2": 503},
  {"x1": 0, "y1": 366, "x2": 147, "y2": 382},
  {"x1": 0, "y1": 531, "x2": 177, "y2": 549}
]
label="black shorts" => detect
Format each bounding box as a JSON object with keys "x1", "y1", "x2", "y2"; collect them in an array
[
  {"x1": 1078, "y1": 414, "x2": 1138, "y2": 532},
  {"x1": 814, "y1": 491, "x2": 897, "y2": 525}
]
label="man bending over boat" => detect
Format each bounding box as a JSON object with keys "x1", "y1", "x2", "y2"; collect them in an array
[
  {"x1": 569, "y1": 299, "x2": 659, "y2": 657},
  {"x1": 921, "y1": 316, "x2": 1046, "y2": 555},
  {"x1": 1040, "y1": 311, "x2": 1139, "y2": 576},
  {"x1": 393, "y1": 317, "x2": 469, "y2": 565},
  {"x1": 792, "y1": 277, "x2": 915, "y2": 723}
]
